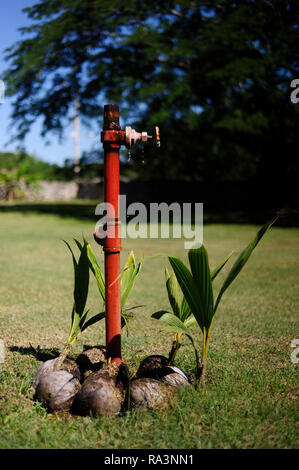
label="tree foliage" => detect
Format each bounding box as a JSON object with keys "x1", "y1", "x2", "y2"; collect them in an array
[
  {"x1": 0, "y1": 151, "x2": 58, "y2": 181},
  {"x1": 3, "y1": 0, "x2": 299, "y2": 185}
]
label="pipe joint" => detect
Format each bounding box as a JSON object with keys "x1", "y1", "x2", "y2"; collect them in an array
[
  {"x1": 101, "y1": 129, "x2": 125, "y2": 147},
  {"x1": 93, "y1": 220, "x2": 122, "y2": 252}
]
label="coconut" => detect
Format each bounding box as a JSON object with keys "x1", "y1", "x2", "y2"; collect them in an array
[
  {"x1": 128, "y1": 377, "x2": 173, "y2": 410},
  {"x1": 136, "y1": 355, "x2": 190, "y2": 387},
  {"x1": 76, "y1": 346, "x2": 106, "y2": 377},
  {"x1": 159, "y1": 366, "x2": 191, "y2": 387},
  {"x1": 74, "y1": 362, "x2": 127, "y2": 416},
  {"x1": 30, "y1": 356, "x2": 80, "y2": 393},
  {"x1": 136, "y1": 355, "x2": 168, "y2": 378},
  {"x1": 35, "y1": 370, "x2": 81, "y2": 411}
]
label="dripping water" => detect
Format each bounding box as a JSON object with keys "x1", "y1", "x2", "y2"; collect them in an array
[{"x1": 141, "y1": 147, "x2": 145, "y2": 164}]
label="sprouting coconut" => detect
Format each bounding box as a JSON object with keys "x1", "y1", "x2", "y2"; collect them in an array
[
  {"x1": 30, "y1": 357, "x2": 80, "y2": 394},
  {"x1": 76, "y1": 346, "x2": 106, "y2": 377},
  {"x1": 74, "y1": 362, "x2": 128, "y2": 416},
  {"x1": 136, "y1": 355, "x2": 168, "y2": 377},
  {"x1": 159, "y1": 366, "x2": 191, "y2": 387},
  {"x1": 35, "y1": 370, "x2": 81, "y2": 412},
  {"x1": 128, "y1": 377, "x2": 173, "y2": 410},
  {"x1": 136, "y1": 354, "x2": 190, "y2": 387}
]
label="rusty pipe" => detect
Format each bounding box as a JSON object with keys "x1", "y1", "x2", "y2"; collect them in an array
[
  {"x1": 101, "y1": 104, "x2": 123, "y2": 365},
  {"x1": 95, "y1": 104, "x2": 159, "y2": 365}
]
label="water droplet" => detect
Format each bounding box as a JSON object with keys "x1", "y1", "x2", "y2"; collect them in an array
[{"x1": 127, "y1": 150, "x2": 131, "y2": 161}]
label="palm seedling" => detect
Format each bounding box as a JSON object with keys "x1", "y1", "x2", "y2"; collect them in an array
[
  {"x1": 152, "y1": 219, "x2": 276, "y2": 387},
  {"x1": 32, "y1": 240, "x2": 143, "y2": 411},
  {"x1": 56, "y1": 239, "x2": 105, "y2": 368},
  {"x1": 83, "y1": 243, "x2": 143, "y2": 334},
  {"x1": 152, "y1": 267, "x2": 198, "y2": 366}
]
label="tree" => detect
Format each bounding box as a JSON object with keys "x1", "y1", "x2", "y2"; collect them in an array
[
  {"x1": 0, "y1": 151, "x2": 61, "y2": 199},
  {"x1": 3, "y1": 0, "x2": 299, "y2": 192},
  {"x1": 0, "y1": 151, "x2": 58, "y2": 180}
]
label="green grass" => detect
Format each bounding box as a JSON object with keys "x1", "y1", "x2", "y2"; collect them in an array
[{"x1": 0, "y1": 210, "x2": 298, "y2": 449}]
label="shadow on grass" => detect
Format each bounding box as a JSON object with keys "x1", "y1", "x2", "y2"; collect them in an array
[
  {"x1": 9, "y1": 343, "x2": 106, "y2": 362},
  {"x1": 0, "y1": 201, "x2": 298, "y2": 226},
  {"x1": 9, "y1": 345, "x2": 61, "y2": 362},
  {"x1": 0, "y1": 201, "x2": 99, "y2": 220},
  {"x1": 204, "y1": 208, "x2": 299, "y2": 227}
]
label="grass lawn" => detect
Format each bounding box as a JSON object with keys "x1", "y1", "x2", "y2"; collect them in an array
[{"x1": 0, "y1": 209, "x2": 298, "y2": 449}]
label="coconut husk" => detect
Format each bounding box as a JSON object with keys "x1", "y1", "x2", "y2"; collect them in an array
[
  {"x1": 30, "y1": 357, "x2": 80, "y2": 393},
  {"x1": 74, "y1": 362, "x2": 128, "y2": 416},
  {"x1": 76, "y1": 346, "x2": 107, "y2": 378},
  {"x1": 136, "y1": 355, "x2": 190, "y2": 387},
  {"x1": 136, "y1": 355, "x2": 168, "y2": 378},
  {"x1": 159, "y1": 366, "x2": 191, "y2": 387},
  {"x1": 128, "y1": 377, "x2": 173, "y2": 410},
  {"x1": 35, "y1": 370, "x2": 81, "y2": 411}
]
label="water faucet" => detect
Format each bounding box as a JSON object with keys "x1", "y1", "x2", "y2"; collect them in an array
[{"x1": 125, "y1": 125, "x2": 160, "y2": 148}]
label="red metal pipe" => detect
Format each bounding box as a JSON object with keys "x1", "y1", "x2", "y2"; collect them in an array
[
  {"x1": 97, "y1": 105, "x2": 157, "y2": 365},
  {"x1": 101, "y1": 104, "x2": 124, "y2": 365}
]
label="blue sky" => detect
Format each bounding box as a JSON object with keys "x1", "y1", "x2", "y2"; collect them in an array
[{"x1": 0, "y1": 0, "x2": 100, "y2": 166}]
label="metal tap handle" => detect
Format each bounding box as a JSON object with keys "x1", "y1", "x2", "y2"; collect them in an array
[
  {"x1": 125, "y1": 125, "x2": 160, "y2": 148},
  {"x1": 155, "y1": 126, "x2": 160, "y2": 147}
]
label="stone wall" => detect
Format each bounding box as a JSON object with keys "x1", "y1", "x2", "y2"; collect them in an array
[
  {"x1": 35, "y1": 181, "x2": 79, "y2": 201},
  {"x1": 0, "y1": 178, "x2": 298, "y2": 209},
  {"x1": 0, "y1": 180, "x2": 101, "y2": 201}
]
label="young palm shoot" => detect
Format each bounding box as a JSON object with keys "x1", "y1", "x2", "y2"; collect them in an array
[
  {"x1": 154, "y1": 219, "x2": 276, "y2": 388},
  {"x1": 152, "y1": 267, "x2": 197, "y2": 365},
  {"x1": 84, "y1": 243, "x2": 143, "y2": 334},
  {"x1": 120, "y1": 250, "x2": 144, "y2": 334},
  {"x1": 56, "y1": 240, "x2": 105, "y2": 369},
  {"x1": 152, "y1": 251, "x2": 233, "y2": 376}
]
